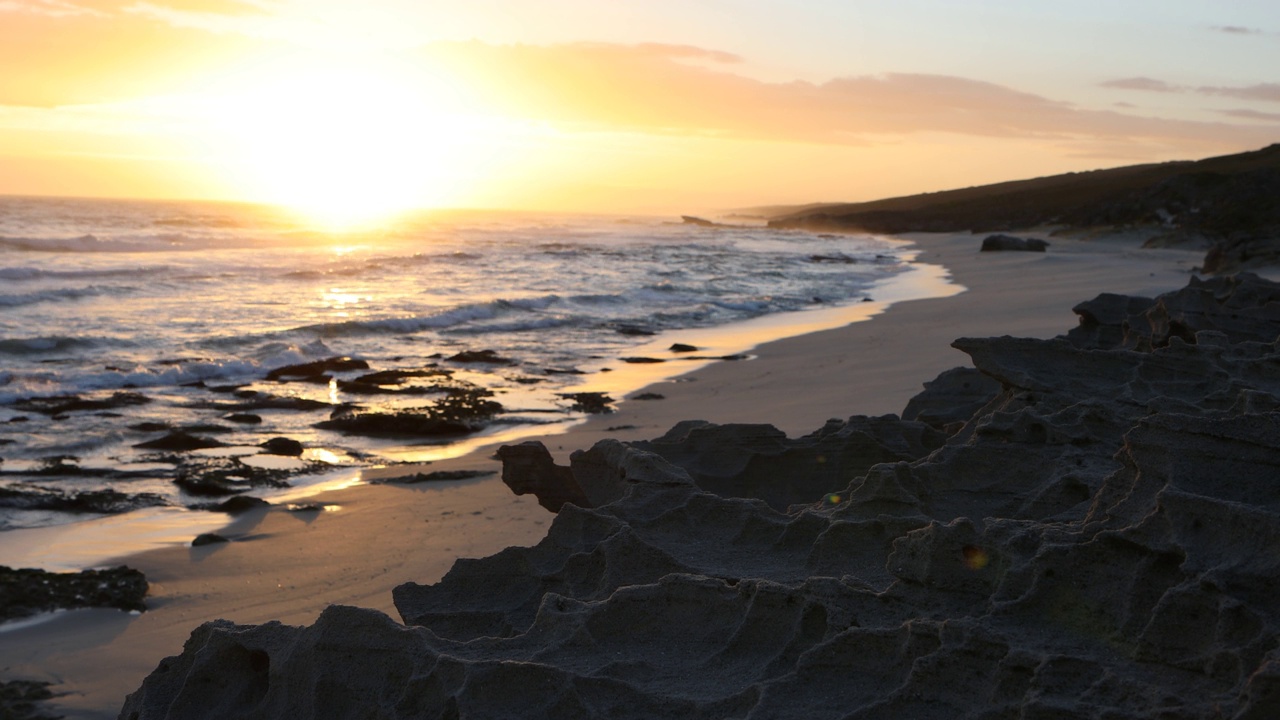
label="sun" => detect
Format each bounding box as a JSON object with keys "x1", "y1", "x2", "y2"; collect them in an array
[{"x1": 204, "y1": 53, "x2": 475, "y2": 230}]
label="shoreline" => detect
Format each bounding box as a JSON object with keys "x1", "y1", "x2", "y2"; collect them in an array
[
  {"x1": 0, "y1": 231, "x2": 1227, "y2": 718},
  {"x1": 0, "y1": 239, "x2": 953, "y2": 573}
]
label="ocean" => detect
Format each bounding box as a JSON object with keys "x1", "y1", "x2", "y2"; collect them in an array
[{"x1": 0, "y1": 195, "x2": 956, "y2": 564}]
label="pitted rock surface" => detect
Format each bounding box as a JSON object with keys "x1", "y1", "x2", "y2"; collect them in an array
[{"x1": 121, "y1": 275, "x2": 1280, "y2": 720}]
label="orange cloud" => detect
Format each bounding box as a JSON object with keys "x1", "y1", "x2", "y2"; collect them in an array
[
  {"x1": 427, "y1": 42, "x2": 1279, "y2": 152},
  {"x1": 0, "y1": 0, "x2": 105, "y2": 17},
  {"x1": 1220, "y1": 108, "x2": 1280, "y2": 122},
  {"x1": 1100, "y1": 77, "x2": 1180, "y2": 93},
  {"x1": 1103, "y1": 75, "x2": 1280, "y2": 104},
  {"x1": 1198, "y1": 83, "x2": 1280, "y2": 103},
  {"x1": 0, "y1": 2, "x2": 275, "y2": 106}
]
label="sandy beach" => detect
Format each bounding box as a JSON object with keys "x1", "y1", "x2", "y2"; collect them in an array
[{"x1": 0, "y1": 231, "x2": 1227, "y2": 718}]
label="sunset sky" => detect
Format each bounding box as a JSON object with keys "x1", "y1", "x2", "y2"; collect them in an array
[{"x1": 2, "y1": 0, "x2": 1278, "y2": 221}]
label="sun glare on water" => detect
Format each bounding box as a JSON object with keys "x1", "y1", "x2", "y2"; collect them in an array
[{"x1": 206, "y1": 55, "x2": 475, "y2": 231}]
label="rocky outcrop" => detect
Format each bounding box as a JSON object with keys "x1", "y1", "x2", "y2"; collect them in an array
[
  {"x1": 0, "y1": 680, "x2": 59, "y2": 720},
  {"x1": 0, "y1": 486, "x2": 167, "y2": 514},
  {"x1": 1065, "y1": 272, "x2": 1280, "y2": 351},
  {"x1": 12, "y1": 391, "x2": 151, "y2": 416},
  {"x1": 1, "y1": 565, "x2": 147, "y2": 622},
  {"x1": 121, "y1": 275, "x2": 1280, "y2": 720},
  {"x1": 631, "y1": 417, "x2": 944, "y2": 511},
  {"x1": 901, "y1": 366, "x2": 1003, "y2": 432},
  {"x1": 314, "y1": 389, "x2": 502, "y2": 438}
]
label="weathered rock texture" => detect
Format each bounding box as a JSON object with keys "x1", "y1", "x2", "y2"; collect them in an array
[{"x1": 121, "y1": 275, "x2": 1280, "y2": 720}]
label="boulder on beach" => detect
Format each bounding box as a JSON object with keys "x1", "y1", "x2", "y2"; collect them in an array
[
  {"x1": 980, "y1": 233, "x2": 1049, "y2": 252},
  {"x1": 191, "y1": 533, "x2": 228, "y2": 547},
  {"x1": 120, "y1": 275, "x2": 1280, "y2": 720}
]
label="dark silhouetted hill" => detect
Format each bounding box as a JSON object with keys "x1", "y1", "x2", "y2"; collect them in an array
[{"x1": 767, "y1": 144, "x2": 1280, "y2": 272}]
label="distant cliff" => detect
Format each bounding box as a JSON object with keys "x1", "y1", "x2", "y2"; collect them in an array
[{"x1": 768, "y1": 144, "x2": 1280, "y2": 272}]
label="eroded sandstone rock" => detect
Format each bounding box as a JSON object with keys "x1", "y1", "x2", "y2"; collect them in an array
[{"x1": 121, "y1": 275, "x2": 1280, "y2": 720}]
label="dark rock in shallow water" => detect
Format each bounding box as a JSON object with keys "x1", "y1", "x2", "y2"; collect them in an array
[
  {"x1": 559, "y1": 391, "x2": 614, "y2": 414},
  {"x1": 15, "y1": 456, "x2": 83, "y2": 476},
  {"x1": 373, "y1": 470, "x2": 494, "y2": 485},
  {"x1": 808, "y1": 253, "x2": 859, "y2": 263},
  {"x1": 133, "y1": 431, "x2": 225, "y2": 452},
  {"x1": 173, "y1": 459, "x2": 292, "y2": 499},
  {"x1": 980, "y1": 233, "x2": 1049, "y2": 252},
  {"x1": 351, "y1": 368, "x2": 451, "y2": 386},
  {"x1": 0, "y1": 679, "x2": 59, "y2": 720},
  {"x1": 315, "y1": 384, "x2": 500, "y2": 437},
  {"x1": 445, "y1": 349, "x2": 516, "y2": 365},
  {"x1": 334, "y1": 368, "x2": 455, "y2": 395},
  {"x1": 669, "y1": 343, "x2": 698, "y2": 353},
  {"x1": 173, "y1": 474, "x2": 246, "y2": 498},
  {"x1": 0, "y1": 486, "x2": 168, "y2": 514},
  {"x1": 121, "y1": 275, "x2": 1280, "y2": 720},
  {"x1": 315, "y1": 394, "x2": 502, "y2": 438},
  {"x1": 195, "y1": 495, "x2": 269, "y2": 514},
  {"x1": 265, "y1": 356, "x2": 369, "y2": 382},
  {"x1": 0, "y1": 565, "x2": 147, "y2": 622},
  {"x1": 612, "y1": 324, "x2": 657, "y2": 336},
  {"x1": 259, "y1": 437, "x2": 304, "y2": 457},
  {"x1": 316, "y1": 412, "x2": 477, "y2": 437},
  {"x1": 12, "y1": 391, "x2": 150, "y2": 416},
  {"x1": 223, "y1": 413, "x2": 262, "y2": 424},
  {"x1": 193, "y1": 394, "x2": 332, "y2": 413}
]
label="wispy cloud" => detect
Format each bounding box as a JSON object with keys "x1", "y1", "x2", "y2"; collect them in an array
[
  {"x1": 1220, "y1": 107, "x2": 1280, "y2": 122},
  {"x1": 1212, "y1": 25, "x2": 1263, "y2": 35},
  {"x1": 1198, "y1": 83, "x2": 1280, "y2": 103},
  {"x1": 0, "y1": 0, "x2": 105, "y2": 17},
  {"x1": 1100, "y1": 77, "x2": 1181, "y2": 93},
  {"x1": 1102, "y1": 76, "x2": 1280, "y2": 104},
  {"x1": 122, "y1": 1, "x2": 282, "y2": 37},
  {"x1": 421, "y1": 42, "x2": 1279, "y2": 155}
]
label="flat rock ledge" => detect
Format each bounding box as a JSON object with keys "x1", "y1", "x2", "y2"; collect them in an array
[{"x1": 121, "y1": 274, "x2": 1280, "y2": 720}]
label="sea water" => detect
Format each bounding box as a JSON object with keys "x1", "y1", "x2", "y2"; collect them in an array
[{"x1": 0, "y1": 196, "x2": 950, "y2": 547}]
